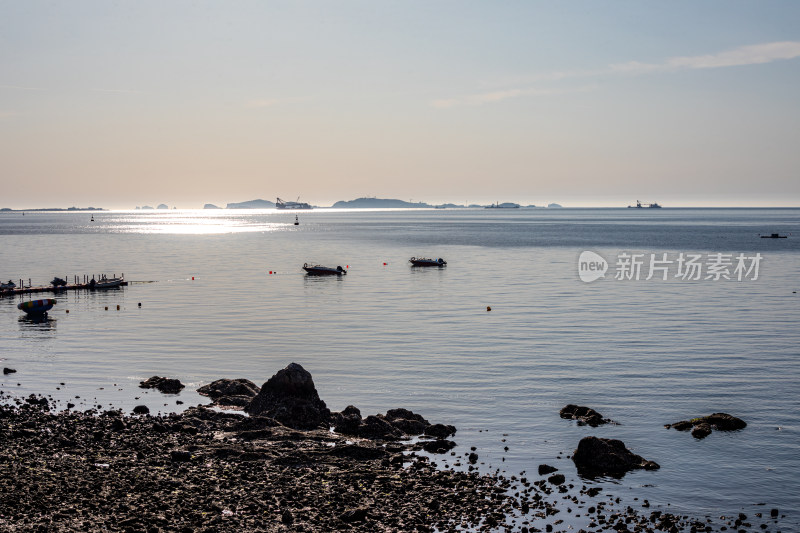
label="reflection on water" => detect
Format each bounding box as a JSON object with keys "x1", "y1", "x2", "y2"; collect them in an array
[{"x1": 18, "y1": 314, "x2": 56, "y2": 331}]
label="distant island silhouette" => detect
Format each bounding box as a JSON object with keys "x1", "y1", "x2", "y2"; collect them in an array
[
  {"x1": 331, "y1": 197, "x2": 431, "y2": 208},
  {"x1": 0, "y1": 207, "x2": 105, "y2": 212},
  {"x1": 224, "y1": 199, "x2": 276, "y2": 209}
]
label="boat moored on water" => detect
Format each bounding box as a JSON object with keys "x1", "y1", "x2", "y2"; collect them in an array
[
  {"x1": 1, "y1": 280, "x2": 16, "y2": 291},
  {"x1": 91, "y1": 275, "x2": 124, "y2": 289},
  {"x1": 409, "y1": 257, "x2": 447, "y2": 267},
  {"x1": 761, "y1": 233, "x2": 788, "y2": 239},
  {"x1": 18, "y1": 298, "x2": 56, "y2": 315},
  {"x1": 277, "y1": 197, "x2": 312, "y2": 209},
  {"x1": 303, "y1": 263, "x2": 346, "y2": 275}
]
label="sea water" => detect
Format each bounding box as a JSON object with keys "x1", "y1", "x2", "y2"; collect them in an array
[{"x1": 1, "y1": 208, "x2": 799, "y2": 528}]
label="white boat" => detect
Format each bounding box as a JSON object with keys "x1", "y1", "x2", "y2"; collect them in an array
[{"x1": 92, "y1": 275, "x2": 124, "y2": 289}]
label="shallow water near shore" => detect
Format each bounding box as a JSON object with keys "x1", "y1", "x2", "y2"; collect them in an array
[{"x1": 1, "y1": 208, "x2": 799, "y2": 529}]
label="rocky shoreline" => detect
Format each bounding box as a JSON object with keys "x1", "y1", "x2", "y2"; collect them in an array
[{"x1": 0, "y1": 365, "x2": 787, "y2": 532}]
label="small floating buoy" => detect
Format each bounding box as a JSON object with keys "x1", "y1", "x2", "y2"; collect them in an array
[
  {"x1": 383, "y1": 262, "x2": 387, "y2": 266},
  {"x1": 104, "y1": 306, "x2": 108, "y2": 311},
  {"x1": 65, "y1": 310, "x2": 69, "y2": 314},
  {"x1": 138, "y1": 302, "x2": 142, "y2": 307},
  {"x1": 269, "y1": 271, "x2": 273, "y2": 274},
  {"x1": 346, "y1": 265, "x2": 349, "y2": 269},
  {"x1": 116, "y1": 305, "x2": 120, "y2": 310},
  {"x1": 487, "y1": 306, "x2": 492, "y2": 312},
  {"x1": 192, "y1": 276, "x2": 195, "y2": 280}
]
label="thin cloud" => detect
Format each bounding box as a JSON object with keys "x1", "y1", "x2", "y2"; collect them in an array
[
  {"x1": 434, "y1": 41, "x2": 800, "y2": 108},
  {"x1": 431, "y1": 85, "x2": 597, "y2": 109},
  {"x1": 612, "y1": 41, "x2": 800, "y2": 72}
]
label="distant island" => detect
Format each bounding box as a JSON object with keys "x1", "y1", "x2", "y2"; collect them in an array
[
  {"x1": 331, "y1": 197, "x2": 431, "y2": 208},
  {"x1": 225, "y1": 199, "x2": 276, "y2": 209},
  {"x1": 1, "y1": 207, "x2": 105, "y2": 212},
  {"x1": 203, "y1": 204, "x2": 221, "y2": 209},
  {"x1": 547, "y1": 203, "x2": 563, "y2": 208}
]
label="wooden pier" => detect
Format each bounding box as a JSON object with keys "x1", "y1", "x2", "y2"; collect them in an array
[{"x1": 0, "y1": 275, "x2": 128, "y2": 297}]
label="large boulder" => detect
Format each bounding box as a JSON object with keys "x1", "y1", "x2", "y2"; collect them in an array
[
  {"x1": 198, "y1": 378, "x2": 260, "y2": 410},
  {"x1": 572, "y1": 436, "x2": 660, "y2": 476},
  {"x1": 198, "y1": 378, "x2": 259, "y2": 399},
  {"x1": 559, "y1": 404, "x2": 612, "y2": 427},
  {"x1": 245, "y1": 363, "x2": 331, "y2": 429},
  {"x1": 139, "y1": 376, "x2": 185, "y2": 394},
  {"x1": 665, "y1": 412, "x2": 746, "y2": 439}
]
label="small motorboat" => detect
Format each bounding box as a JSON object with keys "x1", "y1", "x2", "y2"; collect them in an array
[
  {"x1": 303, "y1": 263, "x2": 346, "y2": 275},
  {"x1": 18, "y1": 298, "x2": 56, "y2": 315},
  {"x1": 409, "y1": 257, "x2": 447, "y2": 267},
  {"x1": 91, "y1": 275, "x2": 124, "y2": 289},
  {"x1": 1, "y1": 280, "x2": 16, "y2": 290},
  {"x1": 760, "y1": 233, "x2": 788, "y2": 239},
  {"x1": 294, "y1": 215, "x2": 299, "y2": 226},
  {"x1": 51, "y1": 277, "x2": 68, "y2": 287}
]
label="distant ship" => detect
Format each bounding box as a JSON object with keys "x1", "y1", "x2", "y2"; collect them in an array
[
  {"x1": 276, "y1": 197, "x2": 312, "y2": 209},
  {"x1": 628, "y1": 200, "x2": 662, "y2": 208}
]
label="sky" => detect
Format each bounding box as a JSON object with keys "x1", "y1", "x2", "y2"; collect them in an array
[{"x1": 1, "y1": 1, "x2": 799, "y2": 209}]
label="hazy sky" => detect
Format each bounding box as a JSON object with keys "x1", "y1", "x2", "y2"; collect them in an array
[{"x1": 2, "y1": 1, "x2": 799, "y2": 209}]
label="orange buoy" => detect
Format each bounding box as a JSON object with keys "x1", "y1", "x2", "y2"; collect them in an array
[{"x1": 487, "y1": 306, "x2": 492, "y2": 312}]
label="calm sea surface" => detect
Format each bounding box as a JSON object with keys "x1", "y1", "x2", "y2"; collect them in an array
[{"x1": 1, "y1": 208, "x2": 799, "y2": 529}]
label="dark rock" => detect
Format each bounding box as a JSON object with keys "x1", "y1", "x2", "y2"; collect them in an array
[
  {"x1": 170, "y1": 450, "x2": 192, "y2": 462},
  {"x1": 358, "y1": 415, "x2": 404, "y2": 440},
  {"x1": 425, "y1": 423, "x2": 457, "y2": 439},
  {"x1": 384, "y1": 408, "x2": 429, "y2": 435},
  {"x1": 770, "y1": 508, "x2": 779, "y2": 518},
  {"x1": 329, "y1": 444, "x2": 386, "y2": 460},
  {"x1": 3, "y1": 368, "x2": 16, "y2": 375},
  {"x1": 232, "y1": 416, "x2": 283, "y2": 432},
  {"x1": 703, "y1": 413, "x2": 746, "y2": 431},
  {"x1": 214, "y1": 395, "x2": 253, "y2": 409},
  {"x1": 548, "y1": 474, "x2": 566, "y2": 485},
  {"x1": 422, "y1": 439, "x2": 456, "y2": 454},
  {"x1": 139, "y1": 376, "x2": 185, "y2": 394},
  {"x1": 245, "y1": 363, "x2": 331, "y2": 429},
  {"x1": 572, "y1": 437, "x2": 660, "y2": 476},
  {"x1": 132, "y1": 405, "x2": 150, "y2": 415},
  {"x1": 281, "y1": 509, "x2": 293, "y2": 524},
  {"x1": 331, "y1": 409, "x2": 363, "y2": 435},
  {"x1": 560, "y1": 404, "x2": 612, "y2": 427},
  {"x1": 196, "y1": 376, "x2": 248, "y2": 398},
  {"x1": 538, "y1": 464, "x2": 558, "y2": 476},
  {"x1": 691, "y1": 423, "x2": 712, "y2": 439},
  {"x1": 340, "y1": 507, "x2": 369, "y2": 523},
  {"x1": 667, "y1": 413, "x2": 746, "y2": 439},
  {"x1": 468, "y1": 452, "x2": 479, "y2": 464}
]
